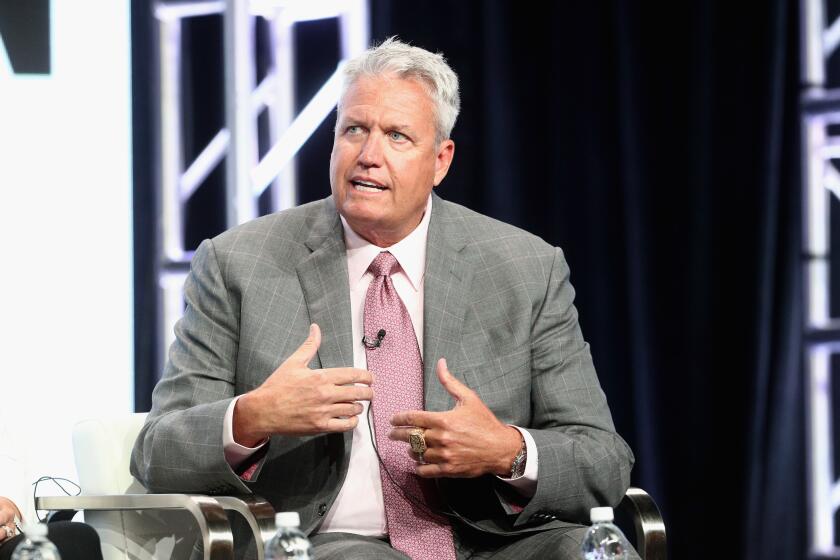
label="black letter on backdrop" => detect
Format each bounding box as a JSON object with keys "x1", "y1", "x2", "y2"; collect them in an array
[{"x1": 0, "y1": 0, "x2": 51, "y2": 75}]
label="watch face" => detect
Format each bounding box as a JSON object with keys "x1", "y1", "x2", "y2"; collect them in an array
[{"x1": 512, "y1": 445, "x2": 527, "y2": 477}]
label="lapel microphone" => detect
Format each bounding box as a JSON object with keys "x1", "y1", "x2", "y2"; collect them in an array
[{"x1": 362, "y1": 329, "x2": 386, "y2": 349}]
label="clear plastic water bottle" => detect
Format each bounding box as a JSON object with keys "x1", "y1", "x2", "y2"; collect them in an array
[
  {"x1": 11, "y1": 522, "x2": 61, "y2": 560},
  {"x1": 580, "y1": 506, "x2": 631, "y2": 560},
  {"x1": 265, "y1": 511, "x2": 312, "y2": 560}
]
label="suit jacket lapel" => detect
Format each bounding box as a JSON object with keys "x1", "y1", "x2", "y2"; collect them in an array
[
  {"x1": 296, "y1": 198, "x2": 356, "y2": 463},
  {"x1": 296, "y1": 197, "x2": 354, "y2": 371},
  {"x1": 423, "y1": 194, "x2": 474, "y2": 412}
]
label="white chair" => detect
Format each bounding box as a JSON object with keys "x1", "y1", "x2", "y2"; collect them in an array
[{"x1": 36, "y1": 413, "x2": 275, "y2": 560}]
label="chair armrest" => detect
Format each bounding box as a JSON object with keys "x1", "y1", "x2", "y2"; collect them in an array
[
  {"x1": 35, "y1": 494, "x2": 233, "y2": 560},
  {"x1": 618, "y1": 487, "x2": 667, "y2": 560},
  {"x1": 214, "y1": 495, "x2": 276, "y2": 560}
]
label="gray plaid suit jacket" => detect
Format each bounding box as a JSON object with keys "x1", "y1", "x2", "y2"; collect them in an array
[{"x1": 130, "y1": 193, "x2": 633, "y2": 552}]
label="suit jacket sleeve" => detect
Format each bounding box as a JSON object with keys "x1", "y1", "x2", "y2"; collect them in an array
[
  {"x1": 514, "y1": 247, "x2": 634, "y2": 526},
  {"x1": 130, "y1": 239, "x2": 253, "y2": 495}
]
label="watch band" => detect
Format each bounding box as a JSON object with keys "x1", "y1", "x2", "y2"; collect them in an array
[{"x1": 509, "y1": 434, "x2": 527, "y2": 478}]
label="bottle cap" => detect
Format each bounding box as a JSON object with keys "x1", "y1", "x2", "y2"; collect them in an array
[
  {"x1": 275, "y1": 511, "x2": 301, "y2": 528},
  {"x1": 590, "y1": 506, "x2": 614, "y2": 523},
  {"x1": 21, "y1": 522, "x2": 48, "y2": 537}
]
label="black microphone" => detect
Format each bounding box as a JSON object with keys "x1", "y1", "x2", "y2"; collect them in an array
[{"x1": 362, "y1": 329, "x2": 386, "y2": 349}]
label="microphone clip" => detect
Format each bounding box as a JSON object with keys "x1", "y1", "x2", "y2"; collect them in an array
[{"x1": 362, "y1": 329, "x2": 386, "y2": 349}]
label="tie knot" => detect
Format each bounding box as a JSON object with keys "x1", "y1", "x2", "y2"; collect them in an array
[{"x1": 368, "y1": 251, "x2": 399, "y2": 277}]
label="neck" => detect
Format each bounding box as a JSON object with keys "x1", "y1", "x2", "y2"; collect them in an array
[{"x1": 345, "y1": 220, "x2": 420, "y2": 248}]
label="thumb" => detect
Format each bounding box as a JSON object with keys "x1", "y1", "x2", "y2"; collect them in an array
[
  {"x1": 436, "y1": 358, "x2": 471, "y2": 403},
  {"x1": 289, "y1": 324, "x2": 321, "y2": 368}
]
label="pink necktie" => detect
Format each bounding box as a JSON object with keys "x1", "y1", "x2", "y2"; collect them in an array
[{"x1": 364, "y1": 251, "x2": 457, "y2": 560}]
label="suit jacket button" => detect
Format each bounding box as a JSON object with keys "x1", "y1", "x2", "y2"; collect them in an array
[{"x1": 317, "y1": 503, "x2": 327, "y2": 516}]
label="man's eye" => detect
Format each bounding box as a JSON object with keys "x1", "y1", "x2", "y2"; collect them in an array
[
  {"x1": 346, "y1": 126, "x2": 362, "y2": 134},
  {"x1": 389, "y1": 131, "x2": 407, "y2": 141}
]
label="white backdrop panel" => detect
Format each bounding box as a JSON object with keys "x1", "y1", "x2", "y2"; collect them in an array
[{"x1": 0, "y1": 0, "x2": 133, "y2": 515}]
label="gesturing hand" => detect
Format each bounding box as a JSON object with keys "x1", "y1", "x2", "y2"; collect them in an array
[
  {"x1": 389, "y1": 358, "x2": 522, "y2": 479},
  {"x1": 233, "y1": 324, "x2": 374, "y2": 445},
  {"x1": 0, "y1": 497, "x2": 20, "y2": 543}
]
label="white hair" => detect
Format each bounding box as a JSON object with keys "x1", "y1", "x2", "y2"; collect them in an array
[{"x1": 339, "y1": 37, "x2": 461, "y2": 144}]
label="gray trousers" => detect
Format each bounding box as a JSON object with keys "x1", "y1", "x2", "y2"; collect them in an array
[{"x1": 310, "y1": 526, "x2": 642, "y2": 560}]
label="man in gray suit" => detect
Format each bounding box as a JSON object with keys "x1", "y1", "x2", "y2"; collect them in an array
[{"x1": 131, "y1": 38, "x2": 636, "y2": 559}]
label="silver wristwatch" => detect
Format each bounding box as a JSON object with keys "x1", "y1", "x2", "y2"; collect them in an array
[{"x1": 509, "y1": 437, "x2": 527, "y2": 478}]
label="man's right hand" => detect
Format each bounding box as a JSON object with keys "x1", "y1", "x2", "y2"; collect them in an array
[{"x1": 232, "y1": 323, "x2": 373, "y2": 446}]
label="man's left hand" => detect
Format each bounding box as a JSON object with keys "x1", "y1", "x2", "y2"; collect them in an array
[
  {"x1": 0, "y1": 497, "x2": 20, "y2": 543},
  {"x1": 389, "y1": 358, "x2": 522, "y2": 478}
]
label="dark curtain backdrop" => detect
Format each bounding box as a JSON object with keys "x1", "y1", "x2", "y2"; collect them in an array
[
  {"x1": 364, "y1": 3, "x2": 804, "y2": 559},
  {"x1": 133, "y1": 1, "x2": 805, "y2": 558}
]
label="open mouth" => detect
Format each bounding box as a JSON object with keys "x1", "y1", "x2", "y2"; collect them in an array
[{"x1": 351, "y1": 179, "x2": 387, "y2": 193}]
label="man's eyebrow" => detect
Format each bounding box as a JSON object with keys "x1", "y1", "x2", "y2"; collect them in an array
[
  {"x1": 337, "y1": 114, "x2": 418, "y2": 135},
  {"x1": 389, "y1": 123, "x2": 417, "y2": 134}
]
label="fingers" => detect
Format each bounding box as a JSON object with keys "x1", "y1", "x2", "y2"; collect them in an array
[
  {"x1": 308, "y1": 401, "x2": 366, "y2": 433},
  {"x1": 0, "y1": 502, "x2": 15, "y2": 527},
  {"x1": 314, "y1": 375, "x2": 372, "y2": 403},
  {"x1": 390, "y1": 410, "x2": 438, "y2": 428},
  {"x1": 0, "y1": 506, "x2": 13, "y2": 543},
  {"x1": 416, "y1": 463, "x2": 465, "y2": 478},
  {"x1": 388, "y1": 427, "x2": 413, "y2": 442},
  {"x1": 321, "y1": 367, "x2": 374, "y2": 387},
  {"x1": 288, "y1": 324, "x2": 322, "y2": 367},
  {"x1": 393, "y1": 432, "x2": 453, "y2": 468},
  {"x1": 332, "y1": 384, "x2": 374, "y2": 403},
  {"x1": 293, "y1": 404, "x2": 364, "y2": 435},
  {"x1": 322, "y1": 415, "x2": 359, "y2": 432},
  {"x1": 330, "y1": 402, "x2": 364, "y2": 418},
  {"x1": 436, "y1": 358, "x2": 472, "y2": 402},
  {"x1": 395, "y1": 447, "x2": 467, "y2": 478},
  {"x1": 389, "y1": 426, "x2": 438, "y2": 445}
]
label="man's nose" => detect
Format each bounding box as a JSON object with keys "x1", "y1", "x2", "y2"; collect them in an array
[{"x1": 358, "y1": 134, "x2": 384, "y2": 167}]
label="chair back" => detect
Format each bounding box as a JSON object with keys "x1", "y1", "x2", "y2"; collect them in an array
[
  {"x1": 72, "y1": 413, "x2": 195, "y2": 560},
  {"x1": 73, "y1": 414, "x2": 148, "y2": 495}
]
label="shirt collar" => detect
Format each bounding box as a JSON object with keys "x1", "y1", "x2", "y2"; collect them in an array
[{"x1": 341, "y1": 195, "x2": 432, "y2": 292}]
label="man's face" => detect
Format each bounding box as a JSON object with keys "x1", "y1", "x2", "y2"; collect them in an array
[{"x1": 330, "y1": 74, "x2": 455, "y2": 247}]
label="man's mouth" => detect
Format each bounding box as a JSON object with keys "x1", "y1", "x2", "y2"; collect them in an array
[{"x1": 351, "y1": 179, "x2": 387, "y2": 193}]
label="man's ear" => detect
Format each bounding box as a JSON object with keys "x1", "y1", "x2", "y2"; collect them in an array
[{"x1": 433, "y1": 140, "x2": 455, "y2": 187}]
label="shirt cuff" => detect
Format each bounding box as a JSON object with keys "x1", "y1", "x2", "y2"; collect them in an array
[
  {"x1": 496, "y1": 426, "x2": 538, "y2": 498},
  {"x1": 223, "y1": 396, "x2": 267, "y2": 470}
]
